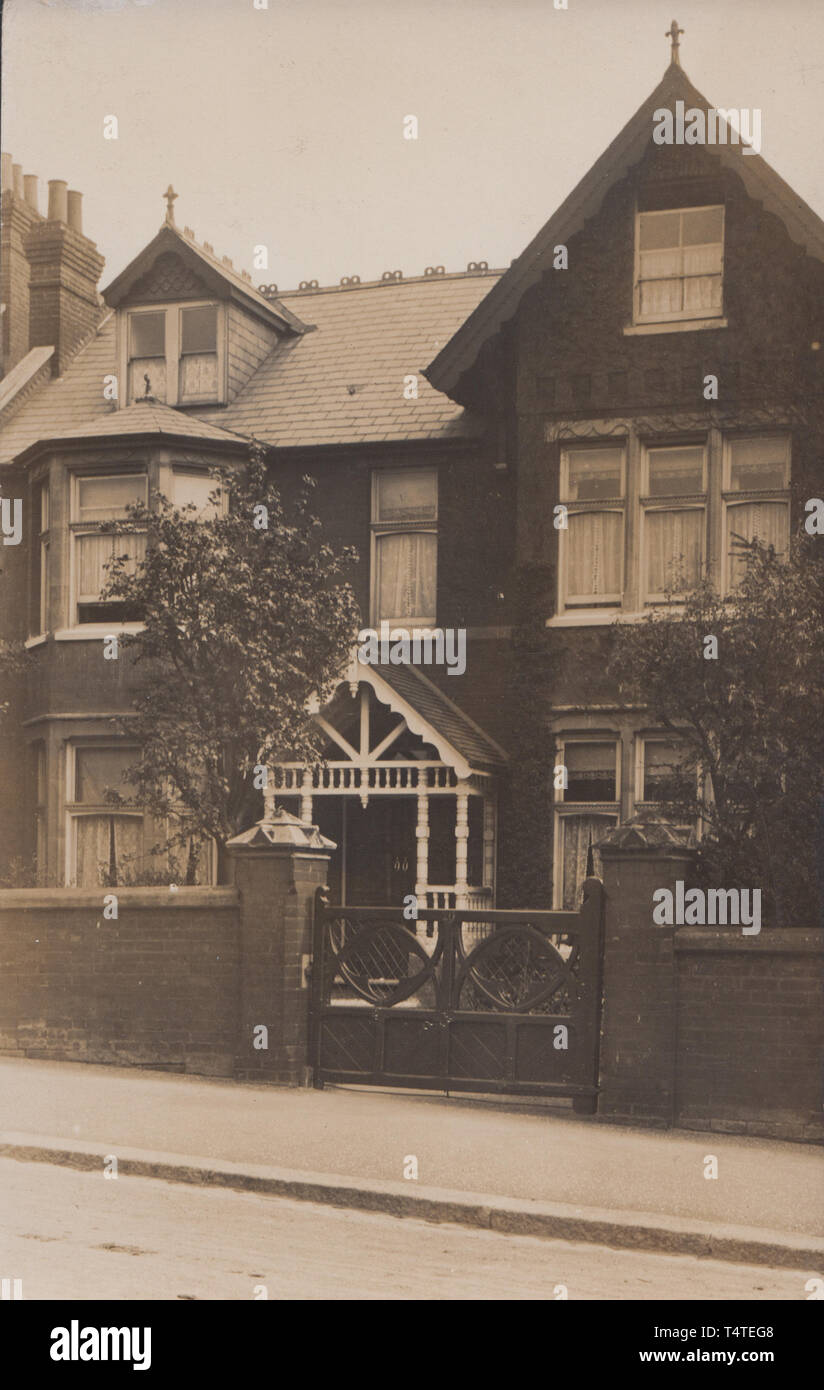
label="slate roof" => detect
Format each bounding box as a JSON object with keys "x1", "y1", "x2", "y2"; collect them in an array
[
  {"x1": 373, "y1": 661, "x2": 507, "y2": 770},
  {"x1": 46, "y1": 399, "x2": 246, "y2": 446},
  {"x1": 200, "y1": 272, "x2": 501, "y2": 448},
  {"x1": 0, "y1": 273, "x2": 500, "y2": 465}
]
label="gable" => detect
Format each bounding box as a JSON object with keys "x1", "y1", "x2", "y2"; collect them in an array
[
  {"x1": 427, "y1": 61, "x2": 824, "y2": 403},
  {"x1": 126, "y1": 251, "x2": 214, "y2": 305}
]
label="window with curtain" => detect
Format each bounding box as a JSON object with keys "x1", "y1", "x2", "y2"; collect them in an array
[
  {"x1": 724, "y1": 436, "x2": 790, "y2": 591},
  {"x1": 179, "y1": 305, "x2": 218, "y2": 401},
  {"x1": 172, "y1": 470, "x2": 223, "y2": 518},
  {"x1": 373, "y1": 468, "x2": 437, "y2": 624},
  {"x1": 68, "y1": 746, "x2": 144, "y2": 887},
  {"x1": 643, "y1": 445, "x2": 706, "y2": 600},
  {"x1": 561, "y1": 446, "x2": 625, "y2": 608},
  {"x1": 73, "y1": 474, "x2": 147, "y2": 624},
  {"x1": 635, "y1": 206, "x2": 724, "y2": 324},
  {"x1": 128, "y1": 310, "x2": 167, "y2": 402},
  {"x1": 555, "y1": 739, "x2": 619, "y2": 908}
]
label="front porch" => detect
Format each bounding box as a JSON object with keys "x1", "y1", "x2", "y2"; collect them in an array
[{"x1": 270, "y1": 663, "x2": 506, "y2": 911}]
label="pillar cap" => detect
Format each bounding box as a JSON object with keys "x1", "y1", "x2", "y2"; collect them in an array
[
  {"x1": 597, "y1": 813, "x2": 694, "y2": 853},
  {"x1": 226, "y1": 804, "x2": 336, "y2": 851}
]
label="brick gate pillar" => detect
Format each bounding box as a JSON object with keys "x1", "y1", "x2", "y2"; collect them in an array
[
  {"x1": 227, "y1": 805, "x2": 335, "y2": 1085},
  {"x1": 597, "y1": 817, "x2": 694, "y2": 1127}
]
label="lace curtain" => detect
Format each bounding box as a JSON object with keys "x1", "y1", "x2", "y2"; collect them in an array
[
  {"x1": 77, "y1": 532, "x2": 147, "y2": 601},
  {"x1": 645, "y1": 508, "x2": 703, "y2": 595},
  {"x1": 377, "y1": 532, "x2": 437, "y2": 621},
  {"x1": 560, "y1": 814, "x2": 617, "y2": 910},
  {"x1": 567, "y1": 511, "x2": 622, "y2": 600}
]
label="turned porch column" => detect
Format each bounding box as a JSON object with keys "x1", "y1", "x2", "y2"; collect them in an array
[
  {"x1": 300, "y1": 769, "x2": 313, "y2": 825},
  {"x1": 482, "y1": 794, "x2": 496, "y2": 896},
  {"x1": 415, "y1": 790, "x2": 429, "y2": 907},
  {"x1": 454, "y1": 782, "x2": 470, "y2": 909}
]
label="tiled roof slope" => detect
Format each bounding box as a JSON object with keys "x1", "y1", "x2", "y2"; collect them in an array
[
  {"x1": 1, "y1": 274, "x2": 500, "y2": 464},
  {"x1": 52, "y1": 400, "x2": 246, "y2": 444},
  {"x1": 375, "y1": 661, "x2": 507, "y2": 769},
  {"x1": 200, "y1": 273, "x2": 501, "y2": 447}
]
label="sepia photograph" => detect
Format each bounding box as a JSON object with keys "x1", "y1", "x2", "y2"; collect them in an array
[{"x1": 0, "y1": 0, "x2": 822, "y2": 1354}]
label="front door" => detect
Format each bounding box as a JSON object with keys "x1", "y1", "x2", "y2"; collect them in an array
[{"x1": 345, "y1": 797, "x2": 416, "y2": 906}]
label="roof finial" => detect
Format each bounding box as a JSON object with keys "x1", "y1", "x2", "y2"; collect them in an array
[
  {"x1": 163, "y1": 184, "x2": 178, "y2": 225},
  {"x1": 666, "y1": 19, "x2": 684, "y2": 66}
]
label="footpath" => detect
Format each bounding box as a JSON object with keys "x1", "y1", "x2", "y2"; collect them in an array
[{"x1": 1, "y1": 1057, "x2": 822, "y2": 1269}]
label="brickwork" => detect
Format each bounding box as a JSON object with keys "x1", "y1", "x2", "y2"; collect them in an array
[
  {"x1": 0, "y1": 191, "x2": 42, "y2": 377},
  {"x1": 0, "y1": 887, "x2": 241, "y2": 1074},
  {"x1": 24, "y1": 221, "x2": 105, "y2": 376}
]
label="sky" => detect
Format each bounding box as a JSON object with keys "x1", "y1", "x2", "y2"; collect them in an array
[{"x1": 2, "y1": 0, "x2": 823, "y2": 293}]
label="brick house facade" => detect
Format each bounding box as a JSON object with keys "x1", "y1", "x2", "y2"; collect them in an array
[{"x1": 1, "y1": 54, "x2": 823, "y2": 910}]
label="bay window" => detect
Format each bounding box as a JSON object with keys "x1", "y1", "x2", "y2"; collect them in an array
[
  {"x1": 72, "y1": 473, "x2": 147, "y2": 624},
  {"x1": 372, "y1": 468, "x2": 438, "y2": 626}
]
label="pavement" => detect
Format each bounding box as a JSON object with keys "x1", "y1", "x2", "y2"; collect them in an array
[{"x1": 1, "y1": 1058, "x2": 822, "y2": 1269}]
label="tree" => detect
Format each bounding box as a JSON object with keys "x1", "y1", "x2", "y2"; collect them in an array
[
  {"x1": 608, "y1": 532, "x2": 824, "y2": 926},
  {"x1": 99, "y1": 442, "x2": 360, "y2": 879}
]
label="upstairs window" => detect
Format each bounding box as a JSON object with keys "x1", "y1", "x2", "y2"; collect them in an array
[
  {"x1": 559, "y1": 446, "x2": 625, "y2": 608},
  {"x1": 179, "y1": 305, "x2": 218, "y2": 401},
  {"x1": 125, "y1": 302, "x2": 223, "y2": 405},
  {"x1": 642, "y1": 444, "x2": 706, "y2": 600},
  {"x1": 723, "y1": 436, "x2": 790, "y2": 590},
  {"x1": 372, "y1": 468, "x2": 438, "y2": 627},
  {"x1": 72, "y1": 474, "x2": 147, "y2": 624},
  {"x1": 128, "y1": 311, "x2": 167, "y2": 403},
  {"x1": 634, "y1": 206, "x2": 724, "y2": 325}
]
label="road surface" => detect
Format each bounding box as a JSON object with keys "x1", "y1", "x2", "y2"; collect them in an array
[{"x1": 0, "y1": 1158, "x2": 813, "y2": 1300}]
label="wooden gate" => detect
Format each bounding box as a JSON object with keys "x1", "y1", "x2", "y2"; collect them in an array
[{"x1": 310, "y1": 878, "x2": 605, "y2": 1109}]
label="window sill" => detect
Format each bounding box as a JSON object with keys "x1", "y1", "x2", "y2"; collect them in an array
[
  {"x1": 623, "y1": 318, "x2": 728, "y2": 337},
  {"x1": 24, "y1": 633, "x2": 48, "y2": 649},
  {"x1": 546, "y1": 609, "x2": 687, "y2": 627},
  {"x1": 54, "y1": 623, "x2": 145, "y2": 641}
]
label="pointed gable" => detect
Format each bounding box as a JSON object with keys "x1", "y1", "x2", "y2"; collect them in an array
[{"x1": 427, "y1": 60, "x2": 824, "y2": 402}]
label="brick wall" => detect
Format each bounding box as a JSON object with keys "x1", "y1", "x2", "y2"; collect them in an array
[
  {"x1": 0, "y1": 191, "x2": 42, "y2": 377},
  {"x1": 598, "y1": 840, "x2": 824, "y2": 1142},
  {"x1": 0, "y1": 887, "x2": 241, "y2": 1075},
  {"x1": 675, "y1": 929, "x2": 824, "y2": 1142}
]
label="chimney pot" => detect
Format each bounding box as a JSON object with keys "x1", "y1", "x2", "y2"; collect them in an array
[
  {"x1": 47, "y1": 179, "x2": 68, "y2": 223},
  {"x1": 24, "y1": 175, "x2": 39, "y2": 212},
  {"x1": 13, "y1": 163, "x2": 24, "y2": 198},
  {"x1": 1, "y1": 153, "x2": 13, "y2": 193},
  {"x1": 67, "y1": 190, "x2": 82, "y2": 232}
]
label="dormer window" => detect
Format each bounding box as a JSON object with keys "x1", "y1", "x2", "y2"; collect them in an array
[
  {"x1": 125, "y1": 302, "x2": 224, "y2": 405},
  {"x1": 634, "y1": 206, "x2": 724, "y2": 326}
]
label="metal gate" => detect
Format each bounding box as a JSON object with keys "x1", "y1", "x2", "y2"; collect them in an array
[{"x1": 310, "y1": 878, "x2": 605, "y2": 1109}]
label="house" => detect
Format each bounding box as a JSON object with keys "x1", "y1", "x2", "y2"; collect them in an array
[{"x1": 2, "y1": 34, "x2": 822, "y2": 911}]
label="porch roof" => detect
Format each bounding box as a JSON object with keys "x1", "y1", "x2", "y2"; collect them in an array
[{"x1": 360, "y1": 661, "x2": 508, "y2": 774}]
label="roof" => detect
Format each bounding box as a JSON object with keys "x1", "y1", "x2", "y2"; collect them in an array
[
  {"x1": 42, "y1": 399, "x2": 246, "y2": 446},
  {"x1": 200, "y1": 272, "x2": 501, "y2": 447},
  {"x1": 0, "y1": 272, "x2": 500, "y2": 464},
  {"x1": 427, "y1": 60, "x2": 824, "y2": 397},
  {"x1": 0, "y1": 346, "x2": 54, "y2": 414},
  {"x1": 358, "y1": 660, "x2": 507, "y2": 774},
  {"x1": 102, "y1": 222, "x2": 306, "y2": 335}
]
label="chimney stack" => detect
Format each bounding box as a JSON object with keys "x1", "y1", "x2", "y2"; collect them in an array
[
  {"x1": 47, "y1": 179, "x2": 68, "y2": 223},
  {"x1": 67, "y1": 190, "x2": 82, "y2": 233},
  {"x1": 1, "y1": 153, "x2": 45, "y2": 376}
]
